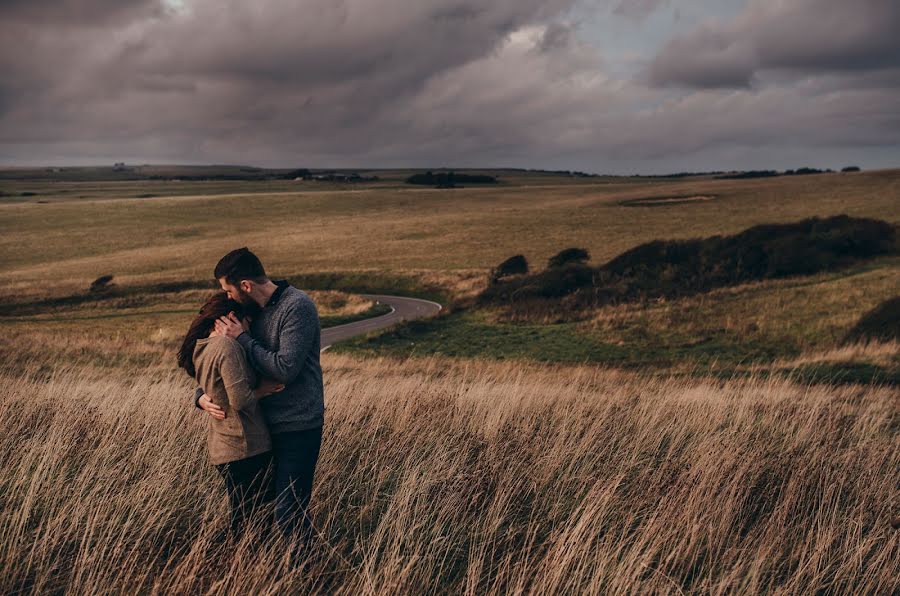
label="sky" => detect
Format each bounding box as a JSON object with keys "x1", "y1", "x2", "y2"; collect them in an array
[{"x1": 1, "y1": 0, "x2": 898, "y2": 174}]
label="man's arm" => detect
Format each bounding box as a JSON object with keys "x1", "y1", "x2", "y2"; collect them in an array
[{"x1": 229, "y1": 299, "x2": 318, "y2": 385}]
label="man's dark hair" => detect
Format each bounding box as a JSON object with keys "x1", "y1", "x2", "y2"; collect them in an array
[{"x1": 214, "y1": 247, "x2": 267, "y2": 285}]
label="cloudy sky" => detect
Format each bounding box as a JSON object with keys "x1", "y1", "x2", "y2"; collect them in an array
[{"x1": 1, "y1": 0, "x2": 898, "y2": 173}]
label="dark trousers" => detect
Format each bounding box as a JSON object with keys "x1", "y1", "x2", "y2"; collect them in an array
[
  {"x1": 215, "y1": 451, "x2": 275, "y2": 537},
  {"x1": 271, "y1": 426, "x2": 323, "y2": 541}
]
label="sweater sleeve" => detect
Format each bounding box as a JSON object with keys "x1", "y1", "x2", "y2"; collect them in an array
[
  {"x1": 192, "y1": 386, "x2": 204, "y2": 409},
  {"x1": 219, "y1": 345, "x2": 259, "y2": 412},
  {"x1": 236, "y1": 298, "x2": 318, "y2": 385}
]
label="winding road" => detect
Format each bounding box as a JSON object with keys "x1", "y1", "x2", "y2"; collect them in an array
[{"x1": 320, "y1": 294, "x2": 443, "y2": 352}]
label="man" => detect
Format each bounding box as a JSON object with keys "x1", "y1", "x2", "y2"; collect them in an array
[{"x1": 194, "y1": 247, "x2": 324, "y2": 544}]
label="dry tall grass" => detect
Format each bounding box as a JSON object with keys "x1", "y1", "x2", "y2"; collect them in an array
[{"x1": 1, "y1": 354, "x2": 897, "y2": 594}]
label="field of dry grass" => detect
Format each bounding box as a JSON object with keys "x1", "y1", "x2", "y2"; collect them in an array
[
  {"x1": 1, "y1": 168, "x2": 897, "y2": 593},
  {"x1": 1, "y1": 354, "x2": 897, "y2": 594},
  {"x1": 2, "y1": 169, "x2": 898, "y2": 288},
  {"x1": 0, "y1": 287, "x2": 382, "y2": 373}
]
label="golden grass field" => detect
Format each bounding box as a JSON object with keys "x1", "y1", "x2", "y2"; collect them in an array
[
  {"x1": 2, "y1": 355, "x2": 897, "y2": 594},
  {"x1": 0, "y1": 168, "x2": 898, "y2": 593},
  {"x1": 2, "y1": 169, "x2": 899, "y2": 291}
]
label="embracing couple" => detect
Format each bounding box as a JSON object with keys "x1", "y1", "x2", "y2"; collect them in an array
[{"x1": 176, "y1": 247, "x2": 324, "y2": 546}]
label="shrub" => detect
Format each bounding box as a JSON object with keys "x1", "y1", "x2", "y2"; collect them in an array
[
  {"x1": 482, "y1": 263, "x2": 594, "y2": 302},
  {"x1": 547, "y1": 248, "x2": 590, "y2": 269},
  {"x1": 481, "y1": 215, "x2": 897, "y2": 308},
  {"x1": 490, "y1": 255, "x2": 528, "y2": 284},
  {"x1": 532, "y1": 263, "x2": 595, "y2": 298},
  {"x1": 89, "y1": 274, "x2": 115, "y2": 293},
  {"x1": 603, "y1": 215, "x2": 896, "y2": 295},
  {"x1": 842, "y1": 166, "x2": 861, "y2": 173}
]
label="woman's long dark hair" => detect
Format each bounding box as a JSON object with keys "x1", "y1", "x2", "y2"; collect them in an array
[{"x1": 177, "y1": 292, "x2": 245, "y2": 378}]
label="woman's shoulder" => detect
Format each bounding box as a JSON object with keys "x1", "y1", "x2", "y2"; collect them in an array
[{"x1": 205, "y1": 335, "x2": 245, "y2": 356}]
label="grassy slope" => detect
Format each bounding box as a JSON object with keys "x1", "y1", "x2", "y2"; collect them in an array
[
  {"x1": 1, "y1": 169, "x2": 897, "y2": 371},
  {"x1": 1, "y1": 170, "x2": 897, "y2": 283},
  {"x1": 338, "y1": 257, "x2": 899, "y2": 373},
  {"x1": 1, "y1": 355, "x2": 897, "y2": 593},
  {"x1": 0, "y1": 288, "x2": 388, "y2": 373},
  {"x1": 1, "y1": 170, "x2": 897, "y2": 593}
]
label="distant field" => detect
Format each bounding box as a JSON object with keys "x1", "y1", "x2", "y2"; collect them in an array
[
  {"x1": 338, "y1": 258, "x2": 899, "y2": 382},
  {"x1": 2, "y1": 353, "x2": 897, "y2": 593},
  {"x1": 1, "y1": 169, "x2": 898, "y2": 285},
  {"x1": 1, "y1": 167, "x2": 897, "y2": 373}
]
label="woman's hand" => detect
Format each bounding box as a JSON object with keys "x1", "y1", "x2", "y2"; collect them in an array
[
  {"x1": 255, "y1": 377, "x2": 285, "y2": 399},
  {"x1": 198, "y1": 393, "x2": 226, "y2": 420}
]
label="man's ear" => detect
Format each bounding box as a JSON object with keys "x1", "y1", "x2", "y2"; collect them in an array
[{"x1": 240, "y1": 279, "x2": 253, "y2": 294}]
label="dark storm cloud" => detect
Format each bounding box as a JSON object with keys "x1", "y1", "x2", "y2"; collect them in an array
[
  {"x1": 0, "y1": 0, "x2": 898, "y2": 171},
  {"x1": 0, "y1": 0, "x2": 580, "y2": 157},
  {"x1": 0, "y1": 0, "x2": 161, "y2": 25},
  {"x1": 648, "y1": 0, "x2": 900, "y2": 88}
]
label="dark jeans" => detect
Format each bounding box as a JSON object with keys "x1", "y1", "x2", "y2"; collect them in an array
[
  {"x1": 215, "y1": 451, "x2": 275, "y2": 538},
  {"x1": 271, "y1": 426, "x2": 323, "y2": 541}
]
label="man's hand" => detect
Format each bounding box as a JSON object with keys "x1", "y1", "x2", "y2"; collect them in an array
[
  {"x1": 198, "y1": 393, "x2": 226, "y2": 420},
  {"x1": 255, "y1": 377, "x2": 285, "y2": 399},
  {"x1": 215, "y1": 312, "x2": 248, "y2": 339}
]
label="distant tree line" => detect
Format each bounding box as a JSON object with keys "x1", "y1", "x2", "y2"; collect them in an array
[
  {"x1": 144, "y1": 168, "x2": 379, "y2": 182},
  {"x1": 714, "y1": 166, "x2": 862, "y2": 180},
  {"x1": 406, "y1": 171, "x2": 498, "y2": 188},
  {"x1": 300, "y1": 171, "x2": 379, "y2": 182},
  {"x1": 542, "y1": 169, "x2": 598, "y2": 177},
  {"x1": 639, "y1": 171, "x2": 727, "y2": 179},
  {"x1": 147, "y1": 174, "x2": 272, "y2": 181}
]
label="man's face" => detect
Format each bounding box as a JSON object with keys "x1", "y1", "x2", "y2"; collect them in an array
[{"x1": 218, "y1": 278, "x2": 254, "y2": 306}]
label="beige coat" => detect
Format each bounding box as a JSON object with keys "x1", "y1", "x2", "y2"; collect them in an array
[{"x1": 193, "y1": 336, "x2": 271, "y2": 465}]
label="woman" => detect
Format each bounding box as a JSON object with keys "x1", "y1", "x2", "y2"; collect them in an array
[{"x1": 177, "y1": 292, "x2": 283, "y2": 538}]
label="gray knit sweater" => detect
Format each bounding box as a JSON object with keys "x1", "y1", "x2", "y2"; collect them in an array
[{"x1": 194, "y1": 281, "x2": 324, "y2": 434}]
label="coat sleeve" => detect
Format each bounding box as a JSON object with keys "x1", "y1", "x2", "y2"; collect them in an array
[
  {"x1": 218, "y1": 344, "x2": 259, "y2": 411},
  {"x1": 192, "y1": 386, "x2": 204, "y2": 409}
]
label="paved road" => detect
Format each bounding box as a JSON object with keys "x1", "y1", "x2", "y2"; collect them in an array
[{"x1": 320, "y1": 294, "x2": 442, "y2": 351}]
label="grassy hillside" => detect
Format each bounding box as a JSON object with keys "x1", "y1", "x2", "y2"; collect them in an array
[
  {"x1": 2, "y1": 169, "x2": 897, "y2": 373},
  {"x1": 1, "y1": 169, "x2": 898, "y2": 285},
  {"x1": 338, "y1": 259, "x2": 899, "y2": 382},
  {"x1": 1, "y1": 169, "x2": 898, "y2": 593},
  {"x1": 1, "y1": 354, "x2": 897, "y2": 594}
]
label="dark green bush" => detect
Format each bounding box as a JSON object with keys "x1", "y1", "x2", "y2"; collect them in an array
[
  {"x1": 89, "y1": 275, "x2": 115, "y2": 293},
  {"x1": 603, "y1": 215, "x2": 895, "y2": 297},
  {"x1": 481, "y1": 215, "x2": 897, "y2": 308},
  {"x1": 548, "y1": 248, "x2": 590, "y2": 269},
  {"x1": 490, "y1": 255, "x2": 529, "y2": 284},
  {"x1": 534, "y1": 264, "x2": 595, "y2": 298},
  {"x1": 482, "y1": 263, "x2": 593, "y2": 302}
]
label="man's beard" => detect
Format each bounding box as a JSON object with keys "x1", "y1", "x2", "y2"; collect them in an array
[{"x1": 234, "y1": 287, "x2": 261, "y2": 316}]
